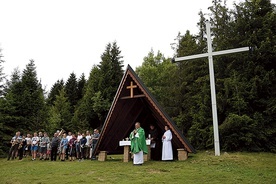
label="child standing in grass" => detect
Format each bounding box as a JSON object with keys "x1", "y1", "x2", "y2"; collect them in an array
[
  {"x1": 24, "y1": 134, "x2": 32, "y2": 157},
  {"x1": 31, "y1": 132, "x2": 39, "y2": 161}
]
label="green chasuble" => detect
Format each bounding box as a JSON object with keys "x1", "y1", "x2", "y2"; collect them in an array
[{"x1": 130, "y1": 127, "x2": 148, "y2": 154}]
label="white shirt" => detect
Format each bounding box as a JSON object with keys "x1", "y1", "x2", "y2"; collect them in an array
[
  {"x1": 32, "y1": 136, "x2": 39, "y2": 146},
  {"x1": 66, "y1": 135, "x2": 72, "y2": 142},
  {"x1": 86, "y1": 135, "x2": 91, "y2": 146},
  {"x1": 25, "y1": 137, "x2": 32, "y2": 145},
  {"x1": 77, "y1": 135, "x2": 82, "y2": 142}
]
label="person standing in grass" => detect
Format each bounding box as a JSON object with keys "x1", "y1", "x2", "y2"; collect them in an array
[
  {"x1": 130, "y1": 122, "x2": 148, "y2": 165},
  {"x1": 46, "y1": 140, "x2": 51, "y2": 160},
  {"x1": 24, "y1": 134, "x2": 32, "y2": 157},
  {"x1": 162, "y1": 125, "x2": 173, "y2": 161},
  {"x1": 31, "y1": 132, "x2": 39, "y2": 161},
  {"x1": 77, "y1": 133, "x2": 87, "y2": 161},
  {"x1": 37, "y1": 132, "x2": 43, "y2": 159},
  {"x1": 68, "y1": 134, "x2": 77, "y2": 161},
  {"x1": 65, "y1": 131, "x2": 72, "y2": 159},
  {"x1": 7, "y1": 131, "x2": 21, "y2": 160},
  {"x1": 149, "y1": 124, "x2": 161, "y2": 160},
  {"x1": 18, "y1": 135, "x2": 26, "y2": 160},
  {"x1": 75, "y1": 132, "x2": 82, "y2": 160},
  {"x1": 85, "y1": 131, "x2": 91, "y2": 159},
  {"x1": 91, "y1": 129, "x2": 100, "y2": 160},
  {"x1": 51, "y1": 133, "x2": 59, "y2": 161},
  {"x1": 39, "y1": 132, "x2": 50, "y2": 160},
  {"x1": 60, "y1": 133, "x2": 68, "y2": 161}
]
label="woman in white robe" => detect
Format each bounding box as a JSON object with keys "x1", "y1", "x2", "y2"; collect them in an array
[{"x1": 162, "y1": 125, "x2": 173, "y2": 160}]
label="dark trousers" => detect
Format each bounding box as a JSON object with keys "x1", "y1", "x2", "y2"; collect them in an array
[
  {"x1": 151, "y1": 141, "x2": 162, "y2": 161},
  {"x1": 76, "y1": 144, "x2": 80, "y2": 159},
  {"x1": 24, "y1": 145, "x2": 31, "y2": 156},
  {"x1": 7, "y1": 144, "x2": 19, "y2": 160},
  {"x1": 69, "y1": 146, "x2": 76, "y2": 157},
  {"x1": 84, "y1": 146, "x2": 91, "y2": 159},
  {"x1": 66, "y1": 147, "x2": 70, "y2": 159},
  {"x1": 91, "y1": 143, "x2": 96, "y2": 159},
  {"x1": 18, "y1": 147, "x2": 23, "y2": 160},
  {"x1": 80, "y1": 147, "x2": 85, "y2": 159},
  {"x1": 51, "y1": 146, "x2": 58, "y2": 161}
]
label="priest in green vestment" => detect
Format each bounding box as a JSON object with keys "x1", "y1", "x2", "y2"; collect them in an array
[{"x1": 130, "y1": 122, "x2": 148, "y2": 165}]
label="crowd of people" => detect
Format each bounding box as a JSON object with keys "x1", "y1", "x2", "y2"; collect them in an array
[
  {"x1": 7, "y1": 129, "x2": 100, "y2": 162},
  {"x1": 7, "y1": 123, "x2": 173, "y2": 164}
]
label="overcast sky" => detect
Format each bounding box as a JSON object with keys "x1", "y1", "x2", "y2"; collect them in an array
[{"x1": 1, "y1": 0, "x2": 274, "y2": 92}]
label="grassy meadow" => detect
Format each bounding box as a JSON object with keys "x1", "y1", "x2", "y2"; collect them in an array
[{"x1": 0, "y1": 151, "x2": 275, "y2": 184}]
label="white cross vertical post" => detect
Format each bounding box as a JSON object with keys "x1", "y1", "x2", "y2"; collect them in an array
[
  {"x1": 206, "y1": 21, "x2": 220, "y2": 156},
  {"x1": 174, "y1": 21, "x2": 249, "y2": 156}
]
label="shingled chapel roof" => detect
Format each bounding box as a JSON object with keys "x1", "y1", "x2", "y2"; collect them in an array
[{"x1": 94, "y1": 65, "x2": 196, "y2": 155}]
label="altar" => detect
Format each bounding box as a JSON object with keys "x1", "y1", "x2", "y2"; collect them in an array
[{"x1": 119, "y1": 139, "x2": 151, "y2": 162}]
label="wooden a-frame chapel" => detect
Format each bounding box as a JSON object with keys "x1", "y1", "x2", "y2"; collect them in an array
[{"x1": 94, "y1": 65, "x2": 195, "y2": 159}]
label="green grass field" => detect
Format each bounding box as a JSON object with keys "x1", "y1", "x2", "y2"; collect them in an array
[{"x1": 0, "y1": 151, "x2": 275, "y2": 184}]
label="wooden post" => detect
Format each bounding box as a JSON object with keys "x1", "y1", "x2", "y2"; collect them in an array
[
  {"x1": 98, "y1": 151, "x2": 107, "y2": 161},
  {"x1": 177, "y1": 149, "x2": 188, "y2": 160},
  {"x1": 143, "y1": 145, "x2": 151, "y2": 161},
  {"x1": 123, "y1": 146, "x2": 130, "y2": 162}
]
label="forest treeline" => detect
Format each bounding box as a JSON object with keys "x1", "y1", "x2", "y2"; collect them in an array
[{"x1": 0, "y1": 0, "x2": 275, "y2": 156}]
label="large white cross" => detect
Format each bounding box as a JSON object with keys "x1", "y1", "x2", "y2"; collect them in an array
[{"x1": 174, "y1": 21, "x2": 249, "y2": 156}]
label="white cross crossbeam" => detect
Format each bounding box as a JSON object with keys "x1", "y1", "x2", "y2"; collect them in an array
[{"x1": 175, "y1": 47, "x2": 249, "y2": 62}]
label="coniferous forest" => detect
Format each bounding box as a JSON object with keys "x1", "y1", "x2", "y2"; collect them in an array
[{"x1": 0, "y1": 0, "x2": 275, "y2": 156}]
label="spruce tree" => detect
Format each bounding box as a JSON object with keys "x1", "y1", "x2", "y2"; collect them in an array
[
  {"x1": 47, "y1": 79, "x2": 64, "y2": 106},
  {"x1": 77, "y1": 73, "x2": 86, "y2": 102},
  {"x1": 218, "y1": 0, "x2": 276, "y2": 152},
  {"x1": 1, "y1": 60, "x2": 47, "y2": 133},
  {"x1": 48, "y1": 88, "x2": 72, "y2": 132},
  {"x1": 72, "y1": 66, "x2": 100, "y2": 131},
  {"x1": 96, "y1": 41, "x2": 124, "y2": 122},
  {"x1": 98, "y1": 41, "x2": 124, "y2": 102},
  {"x1": 73, "y1": 41, "x2": 124, "y2": 130},
  {"x1": 0, "y1": 69, "x2": 23, "y2": 155},
  {"x1": 64, "y1": 72, "x2": 78, "y2": 114},
  {"x1": 20, "y1": 60, "x2": 47, "y2": 131}
]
